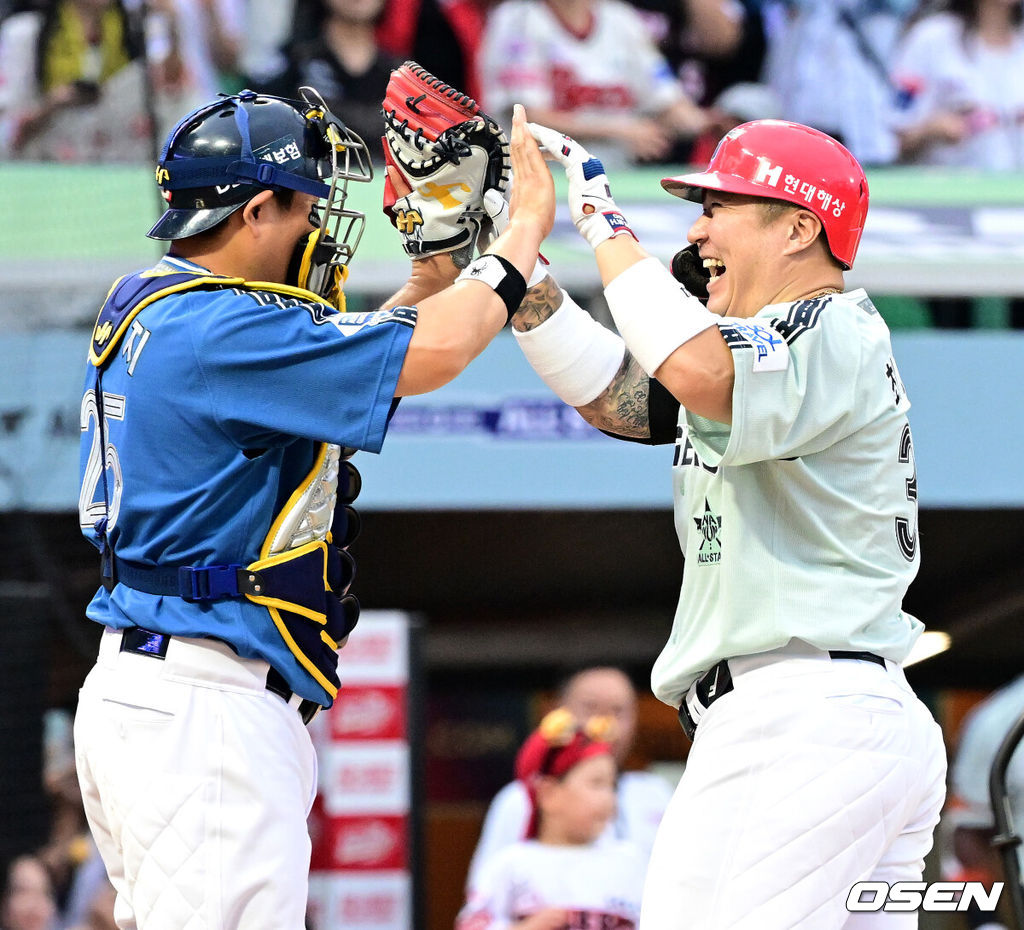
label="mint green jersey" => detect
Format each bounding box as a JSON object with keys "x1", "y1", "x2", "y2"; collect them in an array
[{"x1": 651, "y1": 289, "x2": 924, "y2": 708}]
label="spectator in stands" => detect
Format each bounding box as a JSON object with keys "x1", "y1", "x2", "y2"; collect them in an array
[
  {"x1": 0, "y1": 0, "x2": 151, "y2": 161},
  {"x1": 890, "y1": 0, "x2": 1024, "y2": 170},
  {"x1": 457, "y1": 709, "x2": 647, "y2": 930},
  {"x1": 890, "y1": 0, "x2": 1024, "y2": 327},
  {"x1": 61, "y1": 846, "x2": 116, "y2": 930},
  {"x1": 477, "y1": 0, "x2": 709, "y2": 167},
  {"x1": 688, "y1": 80, "x2": 783, "y2": 164},
  {"x1": 65, "y1": 876, "x2": 116, "y2": 930},
  {"x1": 466, "y1": 667, "x2": 673, "y2": 891},
  {"x1": 374, "y1": 0, "x2": 484, "y2": 102},
  {"x1": 147, "y1": 0, "x2": 244, "y2": 124},
  {"x1": 631, "y1": 0, "x2": 765, "y2": 112},
  {"x1": 32, "y1": 711, "x2": 116, "y2": 930},
  {"x1": 946, "y1": 674, "x2": 1024, "y2": 929},
  {"x1": 37, "y1": 710, "x2": 88, "y2": 903},
  {"x1": 762, "y1": 0, "x2": 911, "y2": 165},
  {"x1": 238, "y1": 0, "x2": 297, "y2": 85},
  {"x1": 1, "y1": 855, "x2": 57, "y2": 930},
  {"x1": 262, "y1": 0, "x2": 401, "y2": 163}
]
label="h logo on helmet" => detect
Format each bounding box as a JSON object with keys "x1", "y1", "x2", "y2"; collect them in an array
[{"x1": 753, "y1": 156, "x2": 782, "y2": 188}]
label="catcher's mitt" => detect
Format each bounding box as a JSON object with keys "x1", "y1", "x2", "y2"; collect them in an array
[{"x1": 381, "y1": 61, "x2": 510, "y2": 268}]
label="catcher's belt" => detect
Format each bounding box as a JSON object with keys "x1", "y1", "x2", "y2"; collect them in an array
[
  {"x1": 678, "y1": 649, "x2": 887, "y2": 740},
  {"x1": 117, "y1": 627, "x2": 322, "y2": 725},
  {"x1": 88, "y1": 267, "x2": 361, "y2": 705}
]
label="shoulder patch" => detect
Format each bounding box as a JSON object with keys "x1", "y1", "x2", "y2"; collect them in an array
[
  {"x1": 717, "y1": 320, "x2": 790, "y2": 372},
  {"x1": 326, "y1": 305, "x2": 418, "y2": 336},
  {"x1": 772, "y1": 297, "x2": 831, "y2": 344}
]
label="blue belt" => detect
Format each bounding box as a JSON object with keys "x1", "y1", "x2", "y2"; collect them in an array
[
  {"x1": 119, "y1": 627, "x2": 320, "y2": 725},
  {"x1": 112, "y1": 557, "x2": 263, "y2": 601}
]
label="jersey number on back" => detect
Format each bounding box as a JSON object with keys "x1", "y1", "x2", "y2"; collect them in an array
[
  {"x1": 79, "y1": 390, "x2": 125, "y2": 532},
  {"x1": 895, "y1": 422, "x2": 918, "y2": 561}
]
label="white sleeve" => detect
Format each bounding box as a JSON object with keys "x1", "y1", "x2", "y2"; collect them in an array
[
  {"x1": 687, "y1": 296, "x2": 905, "y2": 468},
  {"x1": 458, "y1": 846, "x2": 517, "y2": 930},
  {"x1": 616, "y1": 5, "x2": 685, "y2": 114},
  {"x1": 465, "y1": 781, "x2": 531, "y2": 891}
]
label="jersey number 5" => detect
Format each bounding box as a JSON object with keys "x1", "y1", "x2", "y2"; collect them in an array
[
  {"x1": 895, "y1": 422, "x2": 918, "y2": 561},
  {"x1": 79, "y1": 390, "x2": 125, "y2": 532}
]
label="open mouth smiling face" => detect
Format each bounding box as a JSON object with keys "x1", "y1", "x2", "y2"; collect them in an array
[{"x1": 704, "y1": 257, "x2": 726, "y2": 281}]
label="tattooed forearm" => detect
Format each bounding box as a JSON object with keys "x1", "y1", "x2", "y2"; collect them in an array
[
  {"x1": 577, "y1": 351, "x2": 651, "y2": 438},
  {"x1": 511, "y1": 275, "x2": 562, "y2": 332}
]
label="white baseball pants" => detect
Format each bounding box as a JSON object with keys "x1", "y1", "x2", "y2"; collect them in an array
[
  {"x1": 74, "y1": 628, "x2": 318, "y2": 930},
  {"x1": 640, "y1": 648, "x2": 947, "y2": 929}
]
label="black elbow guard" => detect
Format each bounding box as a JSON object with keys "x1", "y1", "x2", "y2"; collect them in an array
[{"x1": 599, "y1": 378, "x2": 680, "y2": 445}]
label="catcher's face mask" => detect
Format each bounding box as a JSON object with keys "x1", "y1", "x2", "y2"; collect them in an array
[
  {"x1": 149, "y1": 87, "x2": 373, "y2": 306},
  {"x1": 288, "y1": 86, "x2": 374, "y2": 307}
]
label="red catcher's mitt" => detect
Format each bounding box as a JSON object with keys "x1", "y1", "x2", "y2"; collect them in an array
[{"x1": 381, "y1": 61, "x2": 510, "y2": 267}]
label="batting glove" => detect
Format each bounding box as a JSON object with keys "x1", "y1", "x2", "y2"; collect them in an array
[
  {"x1": 527, "y1": 123, "x2": 636, "y2": 251},
  {"x1": 477, "y1": 188, "x2": 510, "y2": 253}
]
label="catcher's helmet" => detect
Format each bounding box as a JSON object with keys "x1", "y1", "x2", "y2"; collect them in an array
[
  {"x1": 661, "y1": 120, "x2": 868, "y2": 269},
  {"x1": 148, "y1": 88, "x2": 373, "y2": 296}
]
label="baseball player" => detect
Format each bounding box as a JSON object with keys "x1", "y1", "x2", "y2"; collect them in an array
[
  {"x1": 466, "y1": 667, "x2": 672, "y2": 889},
  {"x1": 72, "y1": 81, "x2": 553, "y2": 929},
  {"x1": 509, "y1": 120, "x2": 948, "y2": 927}
]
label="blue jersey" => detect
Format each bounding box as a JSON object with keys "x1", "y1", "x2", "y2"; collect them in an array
[{"x1": 79, "y1": 255, "x2": 415, "y2": 705}]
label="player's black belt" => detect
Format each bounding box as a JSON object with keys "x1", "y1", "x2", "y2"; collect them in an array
[
  {"x1": 677, "y1": 650, "x2": 887, "y2": 740},
  {"x1": 119, "y1": 627, "x2": 321, "y2": 725}
]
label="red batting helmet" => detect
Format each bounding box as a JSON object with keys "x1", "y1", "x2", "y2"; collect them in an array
[{"x1": 662, "y1": 119, "x2": 869, "y2": 269}]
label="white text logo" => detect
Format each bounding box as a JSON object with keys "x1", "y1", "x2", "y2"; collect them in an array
[{"x1": 846, "y1": 881, "x2": 1003, "y2": 913}]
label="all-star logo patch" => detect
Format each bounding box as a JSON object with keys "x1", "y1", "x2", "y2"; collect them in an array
[{"x1": 694, "y1": 498, "x2": 722, "y2": 565}]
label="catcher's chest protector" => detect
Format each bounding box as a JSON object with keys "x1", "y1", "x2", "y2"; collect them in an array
[{"x1": 87, "y1": 269, "x2": 360, "y2": 701}]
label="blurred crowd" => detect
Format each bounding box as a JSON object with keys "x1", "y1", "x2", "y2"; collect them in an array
[
  {"x1": 0, "y1": 0, "x2": 1021, "y2": 172},
  {"x1": 2, "y1": 710, "x2": 116, "y2": 930}
]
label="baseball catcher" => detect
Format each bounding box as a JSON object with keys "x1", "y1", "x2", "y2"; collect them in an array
[
  {"x1": 73, "y1": 76, "x2": 553, "y2": 929},
  {"x1": 381, "y1": 61, "x2": 511, "y2": 268}
]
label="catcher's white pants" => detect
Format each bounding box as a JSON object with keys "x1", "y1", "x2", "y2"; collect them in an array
[
  {"x1": 74, "y1": 628, "x2": 318, "y2": 930},
  {"x1": 640, "y1": 646, "x2": 946, "y2": 930}
]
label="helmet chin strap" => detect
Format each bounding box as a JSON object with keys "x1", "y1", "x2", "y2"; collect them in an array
[{"x1": 286, "y1": 230, "x2": 349, "y2": 311}]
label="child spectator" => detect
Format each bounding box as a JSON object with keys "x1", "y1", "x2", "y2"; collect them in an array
[
  {"x1": 457, "y1": 709, "x2": 646, "y2": 930},
  {"x1": 466, "y1": 668, "x2": 672, "y2": 893}
]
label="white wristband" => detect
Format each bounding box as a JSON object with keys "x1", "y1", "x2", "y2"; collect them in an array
[
  {"x1": 604, "y1": 257, "x2": 718, "y2": 376},
  {"x1": 514, "y1": 290, "x2": 625, "y2": 407}
]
